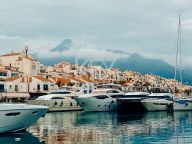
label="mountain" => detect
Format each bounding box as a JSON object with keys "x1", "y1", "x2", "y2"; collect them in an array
[
  {"x1": 115, "y1": 53, "x2": 174, "y2": 78},
  {"x1": 33, "y1": 53, "x2": 192, "y2": 85},
  {"x1": 50, "y1": 39, "x2": 72, "y2": 52}
]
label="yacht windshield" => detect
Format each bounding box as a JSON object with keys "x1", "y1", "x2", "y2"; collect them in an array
[
  {"x1": 124, "y1": 95, "x2": 148, "y2": 98},
  {"x1": 94, "y1": 95, "x2": 109, "y2": 99},
  {"x1": 92, "y1": 90, "x2": 107, "y2": 94},
  {"x1": 110, "y1": 95, "x2": 125, "y2": 98}
]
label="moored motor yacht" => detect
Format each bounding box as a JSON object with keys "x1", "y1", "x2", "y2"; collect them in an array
[
  {"x1": 26, "y1": 89, "x2": 81, "y2": 112},
  {"x1": 117, "y1": 92, "x2": 150, "y2": 112},
  {"x1": 76, "y1": 90, "x2": 124, "y2": 112},
  {"x1": 173, "y1": 97, "x2": 192, "y2": 111},
  {"x1": 141, "y1": 93, "x2": 174, "y2": 111},
  {"x1": 0, "y1": 103, "x2": 48, "y2": 133}
]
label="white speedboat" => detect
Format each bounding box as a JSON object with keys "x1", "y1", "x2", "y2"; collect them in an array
[
  {"x1": 27, "y1": 90, "x2": 81, "y2": 112},
  {"x1": 76, "y1": 92, "x2": 124, "y2": 112},
  {"x1": 173, "y1": 97, "x2": 192, "y2": 111},
  {"x1": 0, "y1": 103, "x2": 48, "y2": 133},
  {"x1": 141, "y1": 93, "x2": 174, "y2": 111}
]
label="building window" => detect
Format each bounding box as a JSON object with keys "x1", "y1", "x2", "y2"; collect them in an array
[
  {"x1": 15, "y1": 85, "x2": 19, "y2": 92},
  {"x1": 37, "y1": 84, "x2": 40, "y2": 91},
  {"x1": 0, "y1": 84, "x2": 4, "y2": 92},
  {"x1": 11, "y1": 73, "x2": 18, "y2": 77},
  {"x1": 32, "y1": 65, "x2": 36, "y2": 70},
  {"x1": 9, "y1": 85, "x2": 12, "y2": 89},
  {"x1": 0, "y1": 72, "x2": 7, "y2": 76},
  {"x1": 43, "y1": 84, "x2": 48, "y2": 91}
]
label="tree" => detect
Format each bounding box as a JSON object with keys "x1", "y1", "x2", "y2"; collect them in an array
[{"x1": 67, "y1": 82, "x2": 75, "y2": 86}]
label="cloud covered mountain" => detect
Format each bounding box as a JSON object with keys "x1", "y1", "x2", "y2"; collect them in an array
[
  {"x1": 32, "y1": 39, "x2": 192, "y2": 85},
  {"x1": 50, "y1": 39, "x2": 72, "y2": 52}
]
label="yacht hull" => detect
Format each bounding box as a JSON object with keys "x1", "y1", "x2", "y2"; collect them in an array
[
  {"x1": 76, "y1": 97, "x2": 118, "y2": 112},
  {"x1": 142, "y1": 101, "x2": 173, "y2": 111},
  {"x1": 117, "y1": 98, "x2": 146, "y2": 112},
  {"x1": 27, "y1": 99, "x2": 82, "y2": 112},
  {"x1": 0, "y1": 104, "x2": 48, "y2": 133}
]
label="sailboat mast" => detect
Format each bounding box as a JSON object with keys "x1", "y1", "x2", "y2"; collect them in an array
[
  {"x1": 174, "y1": 14, "x2": 182, "y2": 82},
  {"x1": 178, "y1": 15, "x2": 183, "y2": 84}
]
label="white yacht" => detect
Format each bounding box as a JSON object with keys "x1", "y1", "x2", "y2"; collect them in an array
[
  {"x1": 141, "y1": 93, "x2": 174, "y2": 111},
  {"x1": 27, "y1": 90, "x2": 81, "y2": 112},
  {"x1": 76, "y1": 89, "x2": 124, "y2": 112},
  {"x1": 173, "y1": 97, "x2": 192, "y2": 111},
  {"x1": 0, "y1": 103, "x2": 48, "y2": 133}
]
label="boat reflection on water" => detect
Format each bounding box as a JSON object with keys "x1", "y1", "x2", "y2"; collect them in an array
[
  {"x1": 28, "y1": 111, "x2": 192, "y2": 144},
  {"x1": 0, "y1": 132, "x2": 43, "y2": 144}
]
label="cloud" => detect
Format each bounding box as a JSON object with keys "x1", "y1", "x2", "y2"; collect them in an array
[
  {"x1": 1, "y1": 0, "x2": 192, "y2": 67},
  {"x1": 106, "y1": 49, "x2": 129, "y2": 55},
  {"x1": 37, "y1": 38, "x2": 129, "y2": 60}
]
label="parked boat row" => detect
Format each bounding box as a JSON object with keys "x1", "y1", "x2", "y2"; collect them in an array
[
  {"x1": 76, "y1": 88, "x2": 192, "y2": 112},
  {"x1": 26, "y1": 86, "x2": 192, "y2": 113}
]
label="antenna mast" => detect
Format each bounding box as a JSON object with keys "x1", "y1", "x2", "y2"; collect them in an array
[{"x1": 25, "y1": 45, "x2": 29, "y2": 57}]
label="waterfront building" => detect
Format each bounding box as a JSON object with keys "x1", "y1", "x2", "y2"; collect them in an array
[{"x1": 0, "y1": 51, "x2": 41, "y2": 76}]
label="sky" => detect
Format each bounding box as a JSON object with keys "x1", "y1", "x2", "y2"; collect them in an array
[{"x1": 0, "y1": 0, "x2": 192, "y2": 66}]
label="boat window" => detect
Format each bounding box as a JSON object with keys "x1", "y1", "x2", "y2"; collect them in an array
[
  {"x1": 32, "y1": 111, "x2": 38, "y2": 114},
  {"x1": 51, "y1": 97, "x2": 65, "y2": 100},
  {"x1": 50, "y1": 91, "x2": 71, "y2": 94},
  {"x1": 124, "y1": 95, "x2": 148, "y2": 98},
  {"x1": 110, "y1": 95, "x2": 124, "y2": 98},
  {"x1": 150, "y1": 96, "x2": 172, "y2": 100},
  {"x1": 5, "y1": 112, "x2": 20, "y2": 116},
  {"x1": 94, "y1": 95, "x2": 109, "y2": 99},
  {"x1": 83, "y1": 90, "x2": 92, "y2": 94},
  {"x1": 107, "y1": 90, "x2": 120, "y2": 93},
  {"x1": 153, "y1": 103, "x2": 167, "y2": 105}
]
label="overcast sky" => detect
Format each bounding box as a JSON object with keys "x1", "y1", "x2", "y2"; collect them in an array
[{"x1": 0, "y1": 0, "x2": 192, "y2": 65}]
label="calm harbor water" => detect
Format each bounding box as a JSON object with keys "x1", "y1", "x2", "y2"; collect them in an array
[{"x1": 1, "y1": 111, "x2": 192, "y2": 144}]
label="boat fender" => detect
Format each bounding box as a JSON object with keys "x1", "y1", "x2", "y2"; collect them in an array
[
  {"x1": 185, "y1": 103, "x2": 188, "y2": 107},
  {"x1": 54, "y1": 102, "x2": 57, "y2": 106},
  {"x1": 166, "y1": 103, "x2": 172, "y2": 109},
  {"x1": 41, "y1": 114, "x2": 46, "y2": 117},
  {"x1": 60, "y1": 101, "x2": 63, "y2": 106}
]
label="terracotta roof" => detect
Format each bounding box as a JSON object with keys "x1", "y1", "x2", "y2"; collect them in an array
[
  {"x1": 68, "y1": 76, "x2": 84, "y2": 83},
  {"x1": 1, "y1": 53, "x2": 21, "y2": 57},
  {"x1": 33, "y1": 76, "x2": 53, "y2": 83},
  {"x1": 82, "y1": 75, "x2": 94, "y2": 83},
  {"x1": 0, "y1": 69, "x2": 7, "y2": 73},
  {"x1": 16, "y1": 57, "x2": 37, "y2": 62},
  {"x1": 0, "y1": 78, "x2": 5, "y2": 81},
  {"x1": 51, "y1": 77, "x2": 70, "y2": 85},
  {"x1": 4, "y1": 77, "x2": 18, "y2": 81},
  {"x1": 25, "y1": 57, "x2": 37, "y2": 61}
]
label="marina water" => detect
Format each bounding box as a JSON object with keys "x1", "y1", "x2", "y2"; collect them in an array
[{"x1": 1, "y1": 111, "x2": 192, "y2": 144}]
